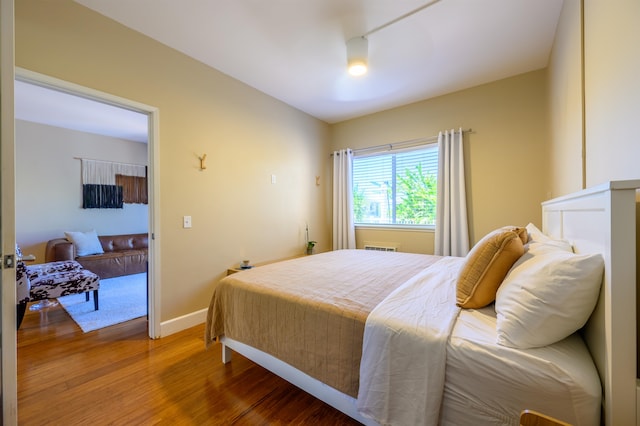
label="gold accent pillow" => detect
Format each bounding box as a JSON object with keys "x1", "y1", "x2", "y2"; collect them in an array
[
  {"x1": 456, "y1": 228, "x2": 525, "y2": 309},
  {"x1": 503, "y1": 225, "x2": 529, "y2": 245}
]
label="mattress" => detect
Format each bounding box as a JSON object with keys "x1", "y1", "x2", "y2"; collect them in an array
[{"x1": 440, "y1": 307, "x2": 602, "y2": 426}]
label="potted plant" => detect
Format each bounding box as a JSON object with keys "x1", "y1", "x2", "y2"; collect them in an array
[
  {"x1": 306, "y1": 240, "x2": 316, "y2": 255},
  {"x1": 305, "y1": 224, "x2": 316, "y2": 255}
]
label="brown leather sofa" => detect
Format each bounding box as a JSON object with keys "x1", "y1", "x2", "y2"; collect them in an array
[{"x1": 45, "y1": 233, "x2": 148, "y2": 279}]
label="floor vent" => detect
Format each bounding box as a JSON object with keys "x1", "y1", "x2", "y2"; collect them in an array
[{"x1": 363, "y1": 245, "x2": 398, "y2": 252}]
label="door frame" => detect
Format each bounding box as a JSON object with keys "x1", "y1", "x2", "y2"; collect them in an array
[
  {"x1": 15, "y1": 68, "x2": 162, "y2": 339},
  {"x1": 1, "y1": 0, "x2": 17, "y2": 423}
]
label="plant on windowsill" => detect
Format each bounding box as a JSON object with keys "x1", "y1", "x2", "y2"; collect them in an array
[{"x1": 306, "y1": 241, "x2": 316, "y2": 255}]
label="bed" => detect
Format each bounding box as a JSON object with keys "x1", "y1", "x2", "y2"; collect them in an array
[{"x1": 206, "y1": 180, "x2": 639, "y2": 425}]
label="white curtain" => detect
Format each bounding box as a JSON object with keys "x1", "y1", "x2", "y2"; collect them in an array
[
  {"x1": 332, "y1": 149, "x2": 356, "y2": 250},
  {"x1": 435, "y1": 129, "x2": 469, "y2": 257}
]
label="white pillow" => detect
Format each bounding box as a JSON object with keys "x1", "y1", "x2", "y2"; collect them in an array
[
  {"x1": 495, "y1": 249, "x2": 604, "y2": 349},
  {"x1": 64, "y1": 230, "x2": 104, "y2": 257},
  {"x1": 525, "y1": 222, "x2": 573, "y2": 252}
]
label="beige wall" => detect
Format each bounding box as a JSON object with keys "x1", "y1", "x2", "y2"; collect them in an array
[
  {"x1": 15, "y1": 0, "x2": 330, "y2": 322},
  {"x1": 549, "y1": 0, "x2": 640, "y2": 190},
  {"x1": 546, "y1": 0, "x2": 584, "y2": 198},
  {"x1": 15, "y1": 120, "x2": 148, "y2": 263},
  {"x1": 548, "y1": 0, "x2": 640, "y2": 194},
  {"x1": 331, "y1": 70, "x2": 550, "y2": 250},
  {"x1": 582, "y1": 0, "x2": 640, "y2": 187}
]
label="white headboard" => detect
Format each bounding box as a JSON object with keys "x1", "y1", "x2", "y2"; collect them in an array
[{"x1": 542, "y1": 180, "x2": 640, "y2": 426}]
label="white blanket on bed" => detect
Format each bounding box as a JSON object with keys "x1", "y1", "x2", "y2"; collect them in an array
[{"x1": 357, "y1": 257, "x2": 463, "y2": 426}]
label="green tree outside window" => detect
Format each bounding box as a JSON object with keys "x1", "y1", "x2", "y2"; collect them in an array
[{"x1": 396, "y1": 164, "x2": 437, "y2": 225}]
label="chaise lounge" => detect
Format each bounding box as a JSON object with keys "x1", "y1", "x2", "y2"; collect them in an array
[{"x1": 16, "y1": 259, "x2": 100, "y2": 328}]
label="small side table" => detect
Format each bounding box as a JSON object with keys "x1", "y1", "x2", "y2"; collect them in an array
[{"x1": 226, "y1": 254, "x2": 306, "y2": 276}]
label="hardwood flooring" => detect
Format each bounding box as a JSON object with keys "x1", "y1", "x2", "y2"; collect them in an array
[{"x1": 17, "y1": 303, "x2": 362, "y2": 425}]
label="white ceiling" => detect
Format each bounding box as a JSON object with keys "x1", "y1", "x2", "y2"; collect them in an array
[
  {"x1": 16, "y1": 0, "x2": 563, "y2": 141},
  {"x1": 14, "y1": 80, "x2": 149, "y2": 143}
]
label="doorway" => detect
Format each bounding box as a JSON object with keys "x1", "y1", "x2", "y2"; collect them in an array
[{"x1": 15, "y1": 68, "x2": 160, "y2": 338}]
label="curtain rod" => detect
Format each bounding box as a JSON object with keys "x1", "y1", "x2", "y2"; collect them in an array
[
  {"x1": 74, "y1": 157, "x2": 146, "y2": 167},
  {"x1": 352, "y1": 128, "x2": 473, "y2": 156}
]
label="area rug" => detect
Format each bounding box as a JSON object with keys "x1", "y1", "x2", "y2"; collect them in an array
[{"x1": 58, "y1": 272, "x2": 147, "y2": 332}]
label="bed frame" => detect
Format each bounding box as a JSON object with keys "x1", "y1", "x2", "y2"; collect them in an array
[
  {"x1": 542, "y1": 180, "x2": 639, "y2": 426},
  {"x1": 221, "y1": 180, "x2": 639, "y2": 426}
]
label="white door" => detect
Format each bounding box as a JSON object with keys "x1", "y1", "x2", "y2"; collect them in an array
[{"x1": 1, "y1": 0, "x2": 19, "y2": 423}]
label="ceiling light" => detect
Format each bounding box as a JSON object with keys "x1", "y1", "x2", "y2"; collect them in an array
[
  {"x1": 346, "y1": 37, "x2": 368, "y2": 76},
  {"x1": 345, "y1": 1, "x2": 442, "y2": 77}
]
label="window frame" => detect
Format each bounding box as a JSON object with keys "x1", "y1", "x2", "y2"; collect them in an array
[{"x1": 352, "y1": 142, "x2": 439, "y2": 230}]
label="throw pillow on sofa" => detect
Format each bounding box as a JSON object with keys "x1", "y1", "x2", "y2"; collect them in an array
[{"x1": 64, "y1": 230, "x2": 104, "y2": 257}]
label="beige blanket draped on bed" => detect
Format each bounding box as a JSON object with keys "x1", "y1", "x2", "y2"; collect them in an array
[{"x1": 206, "y1": 250, "x2": 442, "y2": 397}]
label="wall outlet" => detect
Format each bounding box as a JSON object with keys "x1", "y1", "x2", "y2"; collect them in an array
[{"x1": 183, "y1": 215, "x2": 192, "y2": 228}]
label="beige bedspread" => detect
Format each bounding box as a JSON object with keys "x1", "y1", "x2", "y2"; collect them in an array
[{"x1": 205, "y1": 249, "x2": 441, "y2": 397}]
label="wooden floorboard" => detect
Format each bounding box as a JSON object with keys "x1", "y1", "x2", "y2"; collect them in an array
[{"x1": 17, "y1": 302, "x2": 362, "y2": 425}]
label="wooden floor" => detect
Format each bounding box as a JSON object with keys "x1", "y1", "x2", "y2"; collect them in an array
[{"x1": 17, "y1": 303, "x2": 362, "y2": 425}]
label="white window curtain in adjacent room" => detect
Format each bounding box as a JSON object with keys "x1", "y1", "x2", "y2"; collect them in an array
[
  {"x1": 435, "y1": 128, "x2": 469, "y2": 257},
  {"x1": 332, "y1": 149, "x2": 356, "y2": 250}
]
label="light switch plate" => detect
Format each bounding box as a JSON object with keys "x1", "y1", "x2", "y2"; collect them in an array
[{"x1": 183, "y1": 215, "x2": 192, "y2": 228}]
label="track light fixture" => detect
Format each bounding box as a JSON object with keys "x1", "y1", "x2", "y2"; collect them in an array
[
  {"x1": 345, "y1": 0, "x2": 442, "y2": 77},
  {"x1": 346, "y1": 36, "x2": 368, "y2": 76}
]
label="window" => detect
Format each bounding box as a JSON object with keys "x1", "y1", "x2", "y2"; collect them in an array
[{"x1": 352, "y1": 144, "x2": 438, "y2": 227}]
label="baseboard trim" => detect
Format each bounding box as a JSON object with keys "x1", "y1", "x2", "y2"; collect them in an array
[{"x1": 160, "y1": 308, "x2": 207, "y2": 337}]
